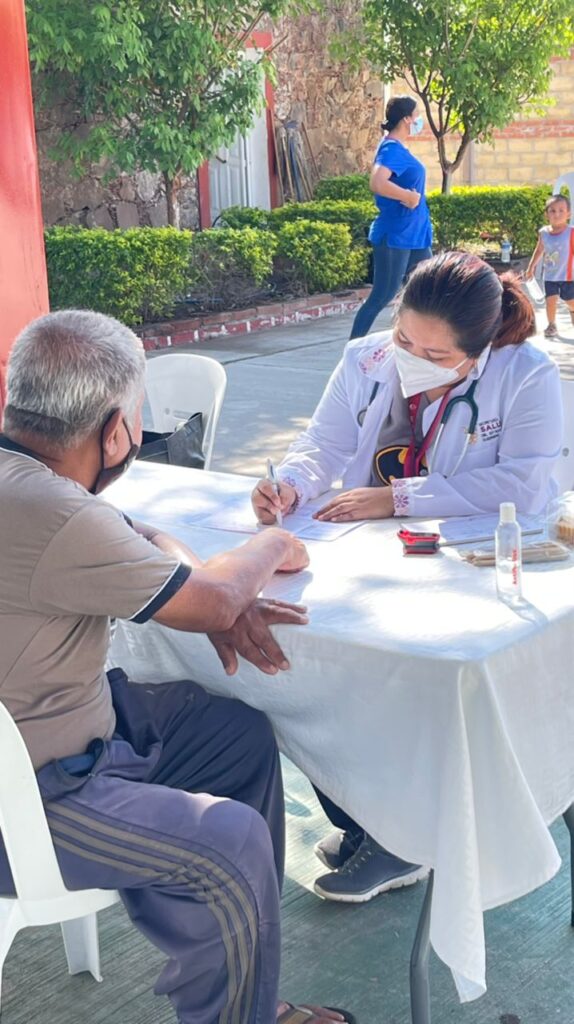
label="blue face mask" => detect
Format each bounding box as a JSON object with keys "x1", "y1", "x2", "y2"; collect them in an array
[{"x1": 409, "y1": 115, "x2": 424, "y2": 137}]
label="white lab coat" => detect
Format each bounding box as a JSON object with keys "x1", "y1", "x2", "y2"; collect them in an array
[{"x1": 277, "y1": 331, "x2": 563, "y2": 517}]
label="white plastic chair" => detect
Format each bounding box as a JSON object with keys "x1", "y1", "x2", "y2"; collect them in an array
[
  {"x1": 553, "y1": 172, "x2": 574, "y2": 226},
  {"x1": 144, "y1": 353, "x2": 227, "y2": 470},
  {"x1": 0, "y1": 701, "x2": 119, "y2": 1011},
  {"x1": 555, "y1": 378, "x2": 574, "y2": 494}
]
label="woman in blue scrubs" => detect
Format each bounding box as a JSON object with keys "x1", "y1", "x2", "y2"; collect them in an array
[{"x1": 350, "y1": 95, "x2": 433, "y2": 340}]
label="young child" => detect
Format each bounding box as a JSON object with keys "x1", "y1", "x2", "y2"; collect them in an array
[{"x1": 525, "y1": 194, "x2": 574, "y2": 337}]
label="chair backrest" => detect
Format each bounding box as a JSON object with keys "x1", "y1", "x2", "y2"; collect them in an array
[
  {"x1": 144, "y1": 353, "x2": 227, "y2": 470},
  {"x1": 555, "y1": 378, "x2": 574, "y2": 494},
  {"x1": 553, "y1": 173, "x2": 574, "y2": 226},
  {"x1": 0, "y1": 701, "x2": 69, "y2": 901}
]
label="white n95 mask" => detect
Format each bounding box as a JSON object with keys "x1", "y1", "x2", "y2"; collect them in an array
[{"x1": 394, "y1": 343, "x2": 470, "y2": 398}]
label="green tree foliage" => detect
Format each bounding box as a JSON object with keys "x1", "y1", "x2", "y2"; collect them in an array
[
  {"x1": 336, "y1": 0, "x2": 574, "y2": 192},
  {"x1": 26, "y1": 0, "x2": 312, "y2": 225}
]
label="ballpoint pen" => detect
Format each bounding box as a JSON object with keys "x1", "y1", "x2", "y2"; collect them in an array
[
  {"x1": 439, "y1": 527, "x2": 543, "y2": 547},
  {"x1": 266, "y1": 458, "x2": 283, "y2": 527}
]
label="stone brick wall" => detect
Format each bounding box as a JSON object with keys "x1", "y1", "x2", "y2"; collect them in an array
[
  {"x1": 36, "y1": 106, "x2": 200, "y2": 229},
  {"x1": 273, "y1": 4, "x2": 382, "y2": 177}
]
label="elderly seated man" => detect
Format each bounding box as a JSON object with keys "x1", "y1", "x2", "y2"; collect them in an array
[{"x1": 0, "y1": 311, "x2": 357, "y2": 1024}]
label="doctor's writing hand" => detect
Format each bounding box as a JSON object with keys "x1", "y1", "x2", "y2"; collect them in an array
[
  {"x1": 314, "y1": 487, "x2": 396, "y2": 522},
  {"x1": 401, "y1": 189, "x2": 421, "y2": 210},
  {"x1": 252, "y1": 479, "x2": 297, "y2": 524},
  {"x1": 208, "y1": 598, "x2": 309, "y2": 676}
]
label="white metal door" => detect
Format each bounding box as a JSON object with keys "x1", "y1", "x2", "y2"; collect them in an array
[{"x1": 209, "y1": 56, "x2": 271, "y2": 224}]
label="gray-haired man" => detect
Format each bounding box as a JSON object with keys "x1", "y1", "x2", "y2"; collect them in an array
[{"x1": 0, "y1": 311, "x2": 355, "y2": 1024}]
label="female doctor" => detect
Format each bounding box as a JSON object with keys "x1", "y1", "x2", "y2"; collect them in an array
[
  {"x1": 251, "y1": 250, "x2": 564, "y2": 905},
  {"x1": 253, "y1": 250, "x2": 563, "y2": 527}
]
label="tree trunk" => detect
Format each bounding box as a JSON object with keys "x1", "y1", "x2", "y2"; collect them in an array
[
  {"x1": 440, "y1": 136, "x2": 472, "y2": 194},
  {"x1": 164, "y1": 171, "x2": 182, "y2": 228}
]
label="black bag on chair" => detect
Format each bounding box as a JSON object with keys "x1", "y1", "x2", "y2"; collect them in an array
[{"x1": 138, "y1": 412, "x2": 205, "y2": 469}]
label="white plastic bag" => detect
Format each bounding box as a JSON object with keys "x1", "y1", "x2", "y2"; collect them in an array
[{"x1": 524, "y1": 277, "x2": 545, "y2": 304}]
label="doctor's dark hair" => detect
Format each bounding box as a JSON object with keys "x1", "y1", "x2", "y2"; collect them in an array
[
  {"x1": 397, "y1": 251, "x2": 535, "y2": 356},
  {"x1": 381, "y1": 95, "x2": 417, "y2": 134}
]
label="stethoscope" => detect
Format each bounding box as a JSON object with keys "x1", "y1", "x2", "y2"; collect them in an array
[
  {"x1": 427, "y1": 378, "x2": 479, "y2": 476},
  {"x1": 358, "y1": 377, "x2": 480, "y2": 478}
]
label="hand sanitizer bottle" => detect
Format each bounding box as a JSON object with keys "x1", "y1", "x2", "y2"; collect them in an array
[{"x1": 495, "y1": 502, "x2": 522, "y2": 603}]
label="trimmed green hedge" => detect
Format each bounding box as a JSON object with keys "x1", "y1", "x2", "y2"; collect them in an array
[
  {"x1": 223, "y1": 184, "x2": 552, "y2": 255},
  {"x1": 269, "y1": 200, "x2": 374, "y2": 247},
  {"x1": 314, "y1": 173, "x2": 371, "y2": 202},
  {"x1": 45, "y1": 226, "x2": 279, "y2": 322},
  {"x1": 45, "y1": 222, "x2": 366, "y2": 324},
  {"x1": 217, "y1": 206, "x2": 272, "y2": 231},
  {"x1": 220, "y1": 199, "x2": 374, "y2": 246},
  {"x1": 45, "y1": 226, "x2": 191, "y2": 324},
  {"x1": 427, "y1": 185, "x2": 551, "y2": 254},
  {"x1": 45, "y1": 183, "x2": 553, "y2": 325},
  {"x1": 187, "y1": 227, "x2": 278, "y2": 309},
  {"x1": 276, "y1": 221, "x2": 369, "y2": 293}
]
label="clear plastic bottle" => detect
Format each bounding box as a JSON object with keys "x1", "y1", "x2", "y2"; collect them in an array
[
  {"x1": 500, "y1": 238, "x2": 512, "y2": 264},
  {"x1": 495, "y1": 502, "x2": 522, "y2": 603}
]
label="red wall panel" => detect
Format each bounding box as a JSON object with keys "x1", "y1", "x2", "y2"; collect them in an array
[{"x1": 0, "y1": 0, "x2": 49, "y2": 408}]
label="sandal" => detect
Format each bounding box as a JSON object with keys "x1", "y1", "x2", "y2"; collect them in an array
[{"x1": 277, "y1": 1005, "x2": 357, "y2": 1024}]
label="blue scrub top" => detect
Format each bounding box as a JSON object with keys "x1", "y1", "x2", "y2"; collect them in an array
[{"x1": 369, "y1": 138, "x2": 433, "y2": 250}]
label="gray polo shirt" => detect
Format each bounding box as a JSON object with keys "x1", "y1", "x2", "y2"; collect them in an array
[{"x1": 0, "y1": 436, "x2": 190, "y2": 769}]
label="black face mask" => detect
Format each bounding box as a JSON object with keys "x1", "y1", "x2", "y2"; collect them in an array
[{"x1": 90, "y1": 410, "x2": 140, "y2": 494}]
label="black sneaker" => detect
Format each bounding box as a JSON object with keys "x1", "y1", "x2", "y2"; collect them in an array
[
  {"x1": 314, "y1": 829, "x2": 364, "y2": 870},
  {"x1": 314, "y1": 835, "x2": 428, "y2": 903}
]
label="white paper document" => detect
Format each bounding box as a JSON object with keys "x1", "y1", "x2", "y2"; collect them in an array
[
  {"x1": 405, "y1": 512, "x2": 546, "y2": 548},
  {"x1": 197, "y1": 495, "x2": 365, "y2": 541}
]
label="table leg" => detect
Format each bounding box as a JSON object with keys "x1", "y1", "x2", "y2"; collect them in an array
[
  {"x1": 562, "y1": 804, "x2": 574, "y2": 926},
  {"x1": 410, "y1": 870, "x2": 434, "y2": 1024},
  {"x1": 409, "y1": 810, "x2": 574, "y2": 1021}
]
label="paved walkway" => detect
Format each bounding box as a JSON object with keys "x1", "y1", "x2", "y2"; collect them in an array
[{"x1": 199, "y1": 311, "x2": 363, "y2": 476}]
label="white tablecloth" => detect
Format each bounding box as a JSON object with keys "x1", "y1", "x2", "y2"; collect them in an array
[{"x1": 107, "y1": 462, "x2": 574, "y2": 1002}]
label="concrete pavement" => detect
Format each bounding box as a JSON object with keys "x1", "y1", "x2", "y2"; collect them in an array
[{"x1": 206, "y1": 312, "x2": 362, "y2": 476}]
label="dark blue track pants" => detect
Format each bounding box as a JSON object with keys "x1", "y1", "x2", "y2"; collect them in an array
[{"x1": 0, "y1": 670, "x2": 285, "y2": 1024}]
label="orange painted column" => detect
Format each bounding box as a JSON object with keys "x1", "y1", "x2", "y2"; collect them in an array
[{"x1": 0, "y1": 0, "x2": 49, "y2": 409}]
